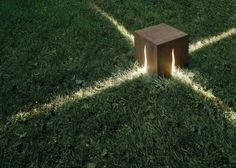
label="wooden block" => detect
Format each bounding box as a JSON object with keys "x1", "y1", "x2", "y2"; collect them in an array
[{"x1": 134, "y1": 23, "x2": 189, "y2": 77}]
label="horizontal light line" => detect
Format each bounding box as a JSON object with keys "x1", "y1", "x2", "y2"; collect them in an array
[
  {"x1": 189, "y1": 27, "x2": 236, "y2": 53},
  {"x1": 13, "y1": 66, "x2": 146, "y2": 121},
  {"x1": 91, "y1": 3, "x2": 235, "y2": 55},
  {"x1": 12, "y1": 9, "x2": 236, "y2": 122}
]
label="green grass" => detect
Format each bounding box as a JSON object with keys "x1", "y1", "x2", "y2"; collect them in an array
[{"x1": 1, "y1": 0, "x2": 236, "y2": 167}]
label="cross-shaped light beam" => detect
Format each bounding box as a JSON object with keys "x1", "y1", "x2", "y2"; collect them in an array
[{"x1": 12, "y1": 4, "x2": 236, "y2": 122}]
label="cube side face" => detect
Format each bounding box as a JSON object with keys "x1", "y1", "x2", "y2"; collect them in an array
[
  {"x1": 157, "y1": 35, "x2": 189, "y2": 77},
  {"x1": 157, "y1": 43, "x2": 172, "y2": 77},
  {"x1": 134, "y1": 33, "x2": 145, "y2": 65},
  {"x1": 146, "y1": 40, "x2": 157, "y2": 74},
  {"x1": 172, "y1": 35, "x2": 189, "y2": 67},
  {"x1": 134, "y1": 33, "x2": 158, "y2": 74}
]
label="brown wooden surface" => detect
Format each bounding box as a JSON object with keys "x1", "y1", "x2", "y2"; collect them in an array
[
  {"x1": 134, "y1": 23, "x2": 188, "y2": 76},
  {"x1": 135, "y1": 23, "x2": 187, "y2": 45},
  {"x1": 158, "y1": 42, "x2": 172, "y2": 77}
]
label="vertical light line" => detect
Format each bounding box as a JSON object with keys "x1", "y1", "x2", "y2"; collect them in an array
[
  {"x1": 171, "y1": 48, "x2": 176, "y2": 74},
  {"x1": 144, "y1": 45, "x2": 148, "y2": 72}
]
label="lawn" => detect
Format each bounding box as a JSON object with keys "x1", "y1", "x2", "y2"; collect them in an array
[{"x1": 1, "y1": 0, "x2": 236, "y2": 167}]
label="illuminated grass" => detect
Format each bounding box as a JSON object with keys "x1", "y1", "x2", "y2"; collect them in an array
[
  {"x1": 1, "y1": 0, "x2": 236, "y2": 167},
  {"x1": 172, "y1": 69, "x2": 236, "y2": 121},
  {"x1": 12, "y1": 9, "x2": 236, "y2": 122},
  {"x1": 12, "y1": 5, "x2": 142, "y2": 121},
  {"x1": 91, "y1": 3, "x2": 134, "y2": 45},
  {"x1": 189, "y1": 27, "x2": 236, "y2": 53},
  {"x1": 13, "y1": 64, "x2": 146, "y2": 121}
]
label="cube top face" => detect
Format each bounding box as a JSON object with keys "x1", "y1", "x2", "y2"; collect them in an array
[{"x1": 134, "y1": 23, "x2": 187, "y2": 45}]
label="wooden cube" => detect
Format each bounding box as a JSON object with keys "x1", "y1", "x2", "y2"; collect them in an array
[{"x1": 134, "y1": 23, "x2": 188, "y2": 77}]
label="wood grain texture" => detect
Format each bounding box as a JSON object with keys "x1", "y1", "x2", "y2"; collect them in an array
[{"x1": 134, "y1": 23, "x2": 189, "y2": 76}]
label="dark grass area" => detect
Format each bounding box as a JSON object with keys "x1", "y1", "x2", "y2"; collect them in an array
[
  {"x1": 0, "y1": 0, "x2": 133, "y2": 118},
  {"x1": 190, "y1": 36, "x2": 236, "y2": 110},
  {"x1": 1, "y1": 77, "x2": 236, "y2": 167},
  {"x1": 94, "y1": 0, "x2": 236, "y2": 42},
  {"x1": 1, "y1": 0, "x2": 236, "y2": 167}
]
